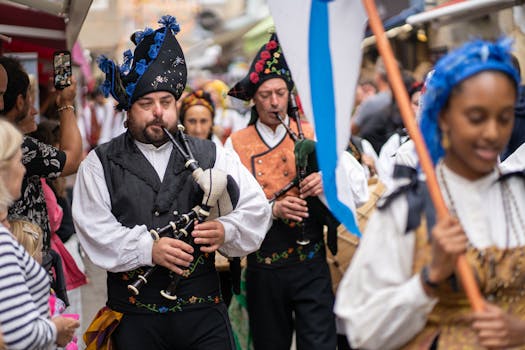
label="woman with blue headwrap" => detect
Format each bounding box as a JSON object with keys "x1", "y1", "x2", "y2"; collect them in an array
[{"x1": 335, "y1": 39, "x2": 525, "y2": 350}]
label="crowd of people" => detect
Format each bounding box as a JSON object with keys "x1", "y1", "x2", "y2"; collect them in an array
[{"x1": 0, "y1": 12, "x2": 524, "y2": 350}]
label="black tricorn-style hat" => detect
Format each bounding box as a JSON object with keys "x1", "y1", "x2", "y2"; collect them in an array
[
  {"x1": 228, "y1": 33, "x2": 294, "y2": 101},
  {"x1": 97, "y1": 15, "x2": 187, "y2": 110}
]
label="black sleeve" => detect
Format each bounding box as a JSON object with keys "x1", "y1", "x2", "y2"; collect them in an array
[{"x1": 55, "y1": 195, "x2": 75, "y2": 243}]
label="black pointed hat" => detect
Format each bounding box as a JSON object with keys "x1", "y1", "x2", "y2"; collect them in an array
[
  {"x1": 97, "y1": 15, "x2": 187, "y2": 110},
  {"x1": 228, "y1": 33, "x2": 294, "y2": 101}
]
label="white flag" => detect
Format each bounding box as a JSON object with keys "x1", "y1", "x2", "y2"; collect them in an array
[{"x1": 268, "y1": 0, "x2": 367, "y2": 235}]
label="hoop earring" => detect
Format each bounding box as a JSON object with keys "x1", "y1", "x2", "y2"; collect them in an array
[{"x1": 441, "y1": 132, "x2": 450, "y2": 150}]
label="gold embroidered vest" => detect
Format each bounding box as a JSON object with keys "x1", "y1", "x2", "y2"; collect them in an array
[{"x1": 403, "y1": 218, "x2": 525, "y2": 350}]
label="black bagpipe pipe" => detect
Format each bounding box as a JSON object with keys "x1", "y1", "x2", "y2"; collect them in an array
[
  {"x1": 270, "y1": 92, "x2": 340, "y2": 255},
  {"x1": 127, "y1": 125, "x2": 237, "y2": 299},
  {"x1": 126, "y1": 206, "x2": 208, "y2": 297}
]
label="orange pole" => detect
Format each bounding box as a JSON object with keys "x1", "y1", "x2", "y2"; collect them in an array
[{"x1": 361, "y1": 0, "x2": 484, "y2": 312}]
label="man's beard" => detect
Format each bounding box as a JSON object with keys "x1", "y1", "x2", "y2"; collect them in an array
[{"x1": 128, "y1": 118, "x2": 171, "y2": 147}]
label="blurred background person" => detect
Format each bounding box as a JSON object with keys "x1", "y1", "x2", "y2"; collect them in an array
[
  {"x1": 203, "y1": 79, "x2": 248, "y2": 142},
  {"x1": 203, "y1": 79, "x2": 232, "y2": 143},
  {"x1": 376, "y1": 80, "x2": 423, "y2": 189},
  {"x1": 0, "y1": 119, "x2": 79, "y2": 349},
  {"x1": 351, "y1": 58, "x2": 397, "y2": 153},
  {"x1": 179, "y1": 89, "x2": 222, "y2": 148},
  {"x1": 0, "y1": 55, "x2": 83, "y2": 305}
]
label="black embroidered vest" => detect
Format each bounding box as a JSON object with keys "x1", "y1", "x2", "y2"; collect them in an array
[{"x1": 96, "y1": 132, "x2": 220, "y2": 314}]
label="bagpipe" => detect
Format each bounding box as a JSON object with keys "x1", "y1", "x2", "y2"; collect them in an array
[
  {"x1": 270, "y1": 92, "x2": 340, "y2": 255},
  {"x1": 127, "y1": 126, "x2": 239, "y2": 300}
]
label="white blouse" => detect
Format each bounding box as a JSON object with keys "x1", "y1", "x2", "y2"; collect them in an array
[
  {"x1": 72, "y1": 139, "x2": 272, "y2": 273},
  {"x1": 501, "y1": 142, "x2": 525, "y2": 172},
  {"x1": 335, "y1": 163, "x2": 525, "y2": 350}
]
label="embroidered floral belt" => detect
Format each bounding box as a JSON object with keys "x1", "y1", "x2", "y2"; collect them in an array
[
  {"x1": 128, "y1": 294, "x2": 223, "y2": 313},
  {"x1": 251, "y1": 241, "x2": 324, "y2": 266}
]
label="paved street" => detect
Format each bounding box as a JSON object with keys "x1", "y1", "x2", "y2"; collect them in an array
[{"x1": 79, "y1": 256, "x2": 107, "y2": 349}]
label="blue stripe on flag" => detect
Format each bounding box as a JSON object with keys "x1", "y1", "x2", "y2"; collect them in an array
[{"x1": 309, "y1": 0, "x2": 361, "y2": 237}]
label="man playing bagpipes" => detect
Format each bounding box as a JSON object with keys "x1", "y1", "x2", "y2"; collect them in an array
[
  {"x1": 72, "y1": 15, "x2": 271, "y2": 350},
  {"x1": 225, "y1": 33, "x2": 368, "y2": 350}
]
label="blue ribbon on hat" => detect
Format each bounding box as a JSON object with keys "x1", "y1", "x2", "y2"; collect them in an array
[{"x1": 420, "y1": 38, "x2": 521, "y2": 165}]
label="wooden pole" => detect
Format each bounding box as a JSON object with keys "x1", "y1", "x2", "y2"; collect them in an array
[{"x1": 361, "y1": 0, "x2": 484, "y2": 312}]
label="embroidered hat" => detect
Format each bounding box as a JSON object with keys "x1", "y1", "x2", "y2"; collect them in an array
[
  {"x1": 228, "y1": 33, "x2": 293, "y2": 101},
  {"x1": 180, "y1": 89, "x2": 215, "y2": 123},
  {"x1": 420, "y1": 38, "x2": 521, "y2": 164},
  {"x1": 97, "y1": 15, "x2": 187, "y2": 110}
]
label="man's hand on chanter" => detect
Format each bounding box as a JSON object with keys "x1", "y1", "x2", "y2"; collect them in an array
[
  {"x1": 152, "y1": 238, "x2": 194, "y2": 275},
  {"x1": 273, "y1": 196, "x2": 309, "y2": 222},
  {"x1": 193, "y1": 220, "x2": 225, "y2": 253},
  {"x1": 299, "y1": 172, "x2": 323, "y2": 198}
]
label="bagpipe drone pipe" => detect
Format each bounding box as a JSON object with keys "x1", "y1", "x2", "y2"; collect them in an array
[{"x1": 270, "y1": 92, "x2": 340, "y2": 255}]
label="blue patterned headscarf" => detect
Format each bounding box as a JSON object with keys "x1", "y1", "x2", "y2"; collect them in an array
[
  {"x1": 420, "y1": 38, "x2": 521, "y2": 164},
  {"x1": 96, "y1": 15, "x2": 186, "y2": 110}
]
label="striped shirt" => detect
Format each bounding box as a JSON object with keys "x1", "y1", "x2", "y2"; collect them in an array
[{"x1": 0, "y1": 224, "x2": 56, "y2": 349}]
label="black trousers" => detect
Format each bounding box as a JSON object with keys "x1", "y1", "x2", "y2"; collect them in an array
[
  {"x1": 246, "y1": 259, "x2": 336, "y2": 350},
  {"x1": 111, "y1": 303, "x2": 235, "y2": 350}
]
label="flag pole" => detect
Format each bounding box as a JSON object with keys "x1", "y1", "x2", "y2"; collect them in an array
[{"x1": 361, "y1": 0, "x2": 484, "y2": 312}]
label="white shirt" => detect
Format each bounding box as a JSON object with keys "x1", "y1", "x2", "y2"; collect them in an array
[
  {"x1": 211, "y1": 134, "x2": 223, "y2": 149},
  {"x1": 501, "y1": 142, "x2": 525, "y2": 172},
  {"x1": 361, "y1": 138, "x2": 379, "y2": 179},
  {"x1": 376, "y1": 132, "x2": 410, "y2": 189},
  {"x1": 335, "y1": 163, "x2": 525, "y2": 350},
  {"x1": 72, "y1": 138, "x2": 271, "y2": 273}
]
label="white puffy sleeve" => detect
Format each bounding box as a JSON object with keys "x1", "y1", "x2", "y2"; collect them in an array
[
  {"x1": 72, "y1": 151, "x2": 154, "y2": 272},
  {"x1": 213, "y1": 146, "x2": 271, "y2": 257},
  {"x1": 334, "y1": 194, "x2": 437, "y2": 350}
]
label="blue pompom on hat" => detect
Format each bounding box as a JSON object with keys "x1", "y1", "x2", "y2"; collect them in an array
[
  {"x1": 97, "y1": 15, "x2": 187, "y2": 110},
  {"x1": 419, "y1": 38, "x2": 521, "y2": 164}
]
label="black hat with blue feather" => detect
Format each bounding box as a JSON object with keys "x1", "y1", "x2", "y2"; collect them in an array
[{"x1": 97, "y1": 15, "x2": 187, "y2": 111}]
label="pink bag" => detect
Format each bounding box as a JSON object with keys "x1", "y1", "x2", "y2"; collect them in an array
[{"x1": 42, "y1": 179, "x2": 87, "y2": 290}]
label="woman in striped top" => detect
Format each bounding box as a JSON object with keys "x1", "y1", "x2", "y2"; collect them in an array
[{"x1": 0, "y1": 119, "x2": 79, "y2": 349}]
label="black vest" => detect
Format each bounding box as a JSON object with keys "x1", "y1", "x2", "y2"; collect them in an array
[{"x1": 96, "y1": 132, "x2": 220, "y2": 314}]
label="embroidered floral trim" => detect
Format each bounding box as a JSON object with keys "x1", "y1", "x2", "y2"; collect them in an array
[
  {"x1": 281, "y1": 218, "x2": 303, "y2": 228},
  {"x1": 255, "y1": 241, "x2": 324, "y2": 265},
  {"x1": 129, "y1": 294, "x2": 222, "y2": 313},
  {"x1": 182, "y1": 253, "x2": 209, "y2": 277},
  {"x1": 249, "y1": 41, "x2": 291, "y2": 84}
]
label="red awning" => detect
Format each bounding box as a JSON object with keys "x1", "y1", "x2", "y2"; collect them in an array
[{"x1": 0, "y1": 0, "x2": 92, "y2": 85}]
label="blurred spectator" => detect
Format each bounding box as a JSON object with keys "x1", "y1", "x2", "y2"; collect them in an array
[
  {"x1": 0, "y1": 119, "x2": 79, "y2": 349},
  {"x1": 376, "y1": 81, "x2": 423, "y2": 189},
  {"x1": 0, "y1": 55, "x2": 82, "y2": 277},
  {"x1": 203, "y1": 79, "x2": 248, "y2": 141},
  {"x1": 351, "y1": 58, "x2": 397, "y2": 153},
  {"x1": 354, "y1": 79, "x2": 377, "y2": 109},
  {"x1": 31, "y1": 119, "x2": 87, "y2": 327},
  {"x1": 347, "y1": 135, "x2": 378, "y2": 179},
  {"x1": 78, "y1": 89, "x2": 125, "y2": 151},
  {"x1": 180, "y1": 89, "x2": 222, "y2": 147}
]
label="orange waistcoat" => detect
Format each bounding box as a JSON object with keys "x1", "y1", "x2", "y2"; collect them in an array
[{"x1": 230, "y1": 120, "x2": 314, "y2": 200}]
